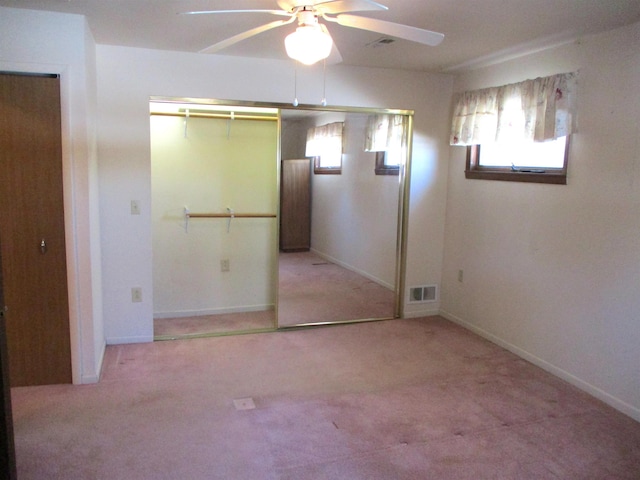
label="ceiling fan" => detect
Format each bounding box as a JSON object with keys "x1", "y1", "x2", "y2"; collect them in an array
[{"x1": 183, "y1": 0, "x2": 444, "y2": 65}]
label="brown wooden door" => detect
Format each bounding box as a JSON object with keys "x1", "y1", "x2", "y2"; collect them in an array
[
  {"x1": 280, "y1": 159, "x2": 311, "y2": 252},
  {"x1": 0, "y1": 73, "x2": 72, "y2": 386}
]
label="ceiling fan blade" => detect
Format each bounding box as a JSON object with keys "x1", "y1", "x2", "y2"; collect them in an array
[
  {"x1": 277, "y1": 0, "x2": 298, "y2": 13},
  {"x1": 316, "y1": 0, "x2": 388, "y2": 15},
  {"x1": 335, "y1": 14, "x2": 444, "y2": 46},
  {"x1": 199, "y1": 18, "x2": 293, "y2": 54},
  {"x1": 183, "y1": 9, "x2": 291, "y2": 17},
  {"x1": 277, "y1": 0, "x2": 388, "y2": 14}
]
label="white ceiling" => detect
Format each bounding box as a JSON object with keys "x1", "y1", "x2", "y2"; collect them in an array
[{"x1": 2, "y1": 0, "x2": 639, "y2": 72}]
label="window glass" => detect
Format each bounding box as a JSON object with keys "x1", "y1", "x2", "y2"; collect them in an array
[
  {"x1": 317, "y1": 139, "x2": 342, "y2": 168},
  {"x1": 313, "y1": 154, "x2": 341, "y2": 174},
  {"x1": 307, "y1": 122, "x2": 343, "y2": 174},
  {"x1": 465, "y1": 136, "x2": 569, "y2": 184},
  {"x1": 383, "y1": 148, "x2": 402, "y2": 167},
  {"x1": 480, "y1": 136, "x2": 567, "y2": 169}
]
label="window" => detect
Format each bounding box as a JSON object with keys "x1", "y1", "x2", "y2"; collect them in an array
[
  {"x1": 374, "y1": 151, "x2": 400, "y2": 176},
  {"x1": 306, "y1": 122, "x2": 343, "y2": 174},
  {"x1": 466, "y1": 136, "x2": 569, "y2": 184},
  {"x1": 451, "y1": 72, "x2": 577, "y2": 185},
  {"x1": 365, "y1": 114, "x2": 407, "y2": 176},
  {"x1": 312, "y1": 154, "x2": 341, "y2": 174}
]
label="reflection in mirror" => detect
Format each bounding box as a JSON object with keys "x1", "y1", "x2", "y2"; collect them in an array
[{"x1": 278, "y1": 109, "x2": 406, "y2": 328}]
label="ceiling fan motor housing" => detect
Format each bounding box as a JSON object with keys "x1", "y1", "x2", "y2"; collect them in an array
[{"x1": 298, "y1": 8, "x2": 319, "y2": 26}]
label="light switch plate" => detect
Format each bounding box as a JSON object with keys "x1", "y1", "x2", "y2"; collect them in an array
[{"x1": 131, "y1": 287, "x2": 142, "y2": 303}]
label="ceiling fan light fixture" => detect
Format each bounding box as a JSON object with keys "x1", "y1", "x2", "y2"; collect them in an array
[{"x1": 285, "y1": 24, "x2": 332, "y2": 65}]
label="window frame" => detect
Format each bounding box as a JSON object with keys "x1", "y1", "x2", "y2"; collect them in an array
[
  {"x1": 374, "y1": 151, "x2": 400, "y2": 176},
  {"x1": 465, "y1": 136, "x2": 570, "y2": 185},
  {"x1": 313, "y1": 155, "x2": 342, "y2": 175}
]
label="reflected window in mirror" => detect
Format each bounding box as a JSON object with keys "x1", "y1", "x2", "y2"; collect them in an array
[
  {"x1": 365, "y1": 114, "x2": 407, "y2": 177},
  {"x1": 307, "y1": 122, "x2": 343, "y2": 175},
  {"x1": 374, "y1": 150, "x2": 400, "y2": 176},
  {"x1": 313, "y1": 154, "x2": 342, "y2": 174}
]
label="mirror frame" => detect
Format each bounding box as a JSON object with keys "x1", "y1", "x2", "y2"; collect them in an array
[{"x1": 150, "y1": 96, "x2": 412, "y2": 332}]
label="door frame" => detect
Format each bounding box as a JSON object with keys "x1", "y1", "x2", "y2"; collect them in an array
[
  {"x1": 0, "y1": 234, "x2": 17, "y2": 479},
  {"x1": 1, "y1": 64, "x2": 84, "y2": 384}
]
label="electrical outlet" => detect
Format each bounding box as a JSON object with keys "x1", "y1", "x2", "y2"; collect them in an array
[
  {"x1": 130, "y1": 200, "x2": 141, "y2": 215},
  {"x1": 458, "y1": 270, "x2": 464, "y2": 283},
  {"x1": 131, "y1": 287, "x2": 142, "y2": 302},
  {"x1": 220, "y1": 259, "x2": 230, "y2": 272}
]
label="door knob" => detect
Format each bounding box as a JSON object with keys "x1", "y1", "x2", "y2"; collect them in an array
[{"x1": 40, "y1": 238, "x2": 47, "y2": 254}]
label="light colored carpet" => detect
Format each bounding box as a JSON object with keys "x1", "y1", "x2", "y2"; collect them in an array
[
  {"x1": 277, "y1": 251, "x2": 395, "y2": 327},
  {"x1": 154, "y1": 310, "x2": 275, "y2": 338},
  {"x1": 11, "y1": 316, "x2": 640, "y2": 479},
  {"x1": 154, "y1": 251, "x2": 396, "y2": 337}
]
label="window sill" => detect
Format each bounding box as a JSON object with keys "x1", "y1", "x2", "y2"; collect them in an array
[
  {"x1": 465, "y1": 169, "x2": 566, "y2": 184},
  {"x1": 314, "y1": 167, "x2": 341, "y2": 175},
  {"x1": 375, "y1": 166, "x2": 399, "y2": 176}
]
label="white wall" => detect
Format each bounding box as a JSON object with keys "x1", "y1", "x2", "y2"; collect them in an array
[
  {"x1": 306, "y1": 112, "x2": 400, "y2": 288},
  {"x1": 151, "y1": 115, "x2": 278, "y2": 317},
  {"x1": 96, "y1": 45, "x2": 453, "y2": 343},
  {"x1": 281, "y1": 117, "x2": 308, "y2": 161},
  {"x1": 0, "y1": 7, "x2": 104, "y2": 384},
  {"x1": 441, "y1": 22, "x2": 640, "y2": 421}
]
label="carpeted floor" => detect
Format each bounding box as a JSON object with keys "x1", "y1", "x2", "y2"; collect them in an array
[
  {"x1": 153, "y1": 309, "x2": 276, "y2": 338},
  {"x1": 277, "y1": 251, "x2": 396, "y2": 327},
  {"x1": 11, "y1": 316, "x2": 640, "y2": 479},
  {"x1": 154, "y1": 251, "x2": 396, "y2": 337}
]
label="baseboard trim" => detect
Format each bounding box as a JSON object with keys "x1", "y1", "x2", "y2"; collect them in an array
[
  {"x1": 76, "y1": 340, "x2": 105, "y2": 385},
  {"x1": 439, "y1": 309, "x2": 640, "y2": 423},
  {"x1": 153, "y1": 304, "x2": 274, "y2": 320},
  {"x1": 106, "y1": 335, "x2": 154, "y2": 345},
  {"x1": 81, "y1": 373, "x2": 100, "y2": 384},
  {"x1": 81, "y1": 340, "x2": 106, "y2": 384},
  {"x1": 403, "y1": 306, "x2": 441, "y2": 318},
  {"x1": 310, "y1": 248, "x2": 394, "y2": 290}
]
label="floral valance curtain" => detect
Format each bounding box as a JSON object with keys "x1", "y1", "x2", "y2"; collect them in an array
[
  {"x1": 450, "y1": 72, "x2": 577, "y2": 146},
  {"x1": 305, "y1": 122, "x2": 344, "y2": 157},
  {"x1": 364, "y1": 114, "x2": 408, "y2": 152}
]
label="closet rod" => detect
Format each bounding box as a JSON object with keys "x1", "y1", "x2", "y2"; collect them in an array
[
  {"x1": 150, "y1": 112, "x2": 277, "y2": 121},
  {"x1": 186, "y1": 213, "x2": 276, "y2": 219}
]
